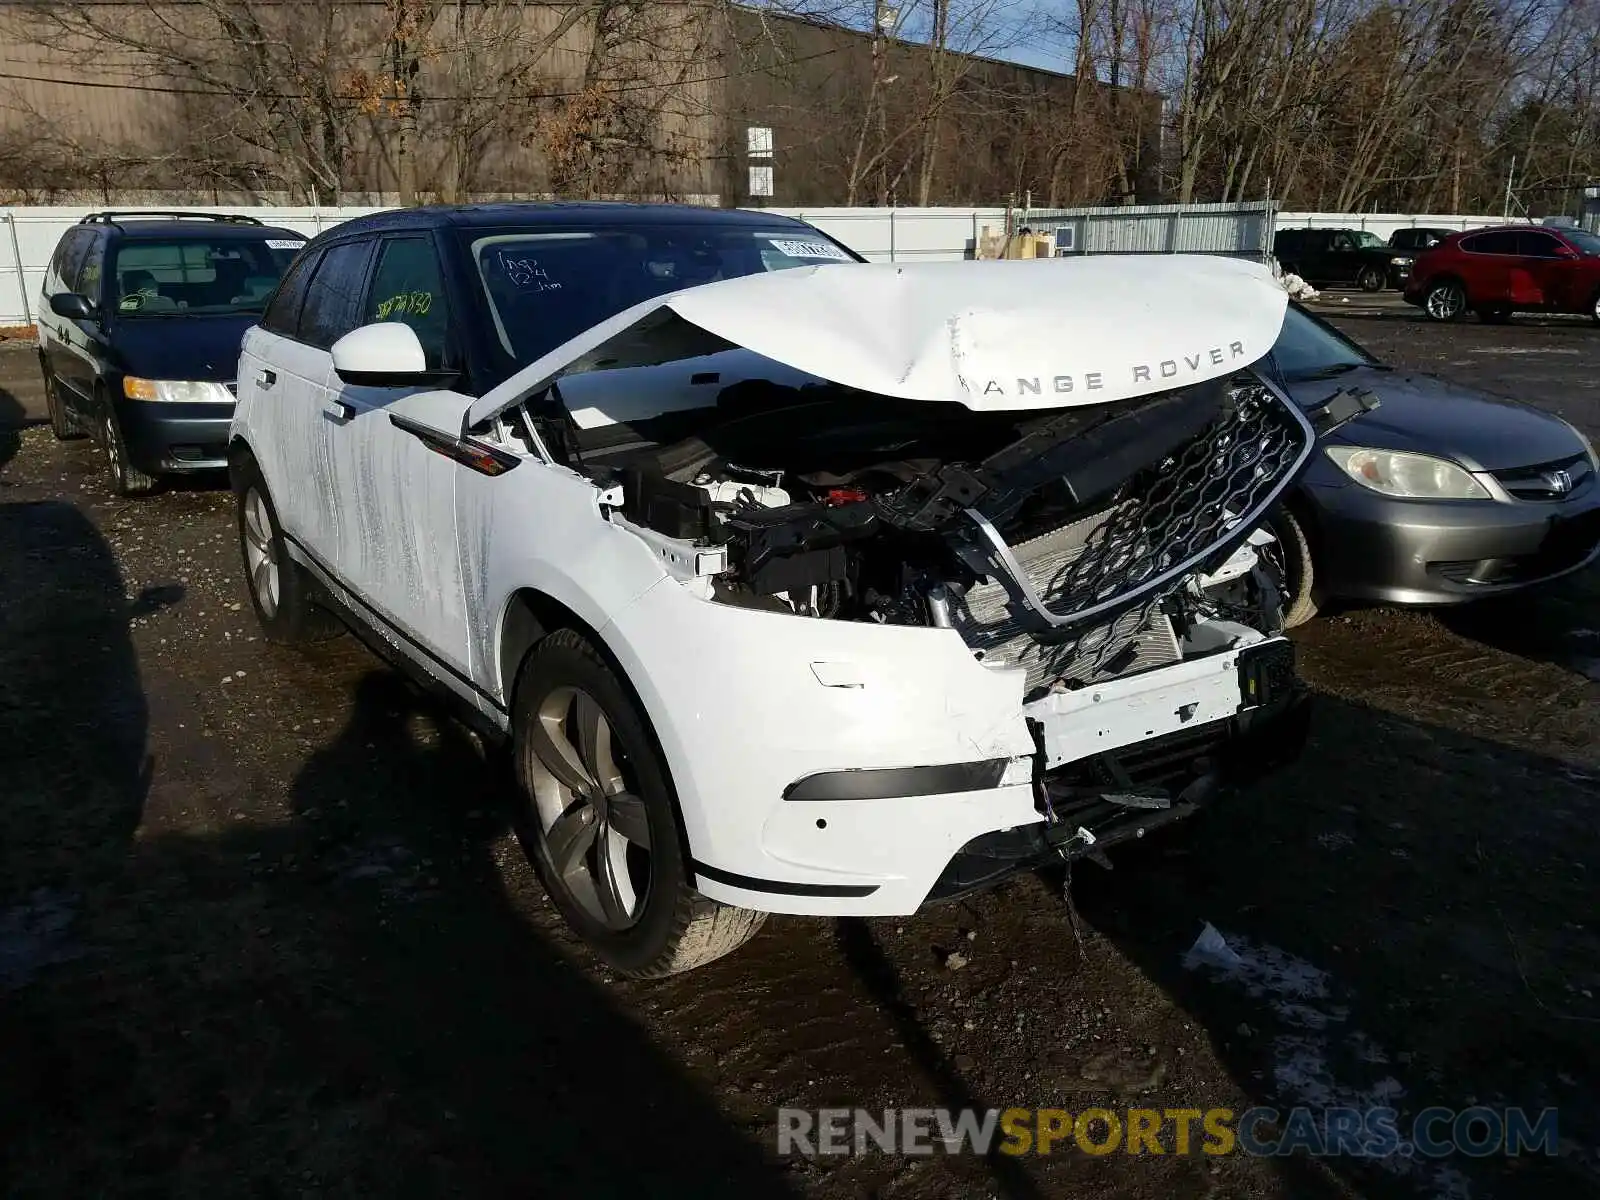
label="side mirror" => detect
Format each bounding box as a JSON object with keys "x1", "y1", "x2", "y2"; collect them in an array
[
  {"x1": 50, "y1": 293, "x2": 95, "y2": 321},
  {"x1": 331, "y1": 322, "x2": 458, "y2": 388}
]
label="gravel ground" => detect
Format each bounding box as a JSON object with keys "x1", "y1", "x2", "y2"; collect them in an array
[{"x1": 1, "y1": 316, "x2": 1597, "y2": 1200}]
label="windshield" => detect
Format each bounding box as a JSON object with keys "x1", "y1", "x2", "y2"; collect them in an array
[
  {"x1": 1564, "y1": 228, "x2": 1600, "y2": 256},
  {"x1": 466, "y1": 224, "x2": 860, "y2": 367},
  {"x1": 1351, "y1": 231, "x2": 1384, "y2": 249},
  {"x1": 1270, "y1": 305, "x2": 1380, "y2": 382},
  {"x1": 111, "y1": 237, "x2": 304, "y2": 316}
]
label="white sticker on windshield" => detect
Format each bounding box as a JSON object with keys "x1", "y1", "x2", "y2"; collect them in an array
[
  {"x1": 766, "y1": 238, "x2": 851, "y2": 261},
  {"x1": 266, "y1": 239, "x2": 306, "y2": 250}
]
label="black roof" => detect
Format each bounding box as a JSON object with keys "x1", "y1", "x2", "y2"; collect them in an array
[
  {"x1": 85, "y1": 217, "x2": 306, "y2": 242},
  {"x1": 318, "y1": 202, "x2": 811, "y2": 241}
]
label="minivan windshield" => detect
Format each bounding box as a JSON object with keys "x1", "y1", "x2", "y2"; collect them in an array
[
  {"x1": 110, "y1": 237, "x2": 304, "y2": 316},
  {"x1": 465, "y1": 224, "x2": 861, "y2": 367},
  {"x1": 1270, "y1": 304, "x2": 1382, "y2": 382}
]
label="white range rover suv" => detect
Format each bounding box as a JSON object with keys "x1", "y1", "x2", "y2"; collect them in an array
[{"x1": 231, "y1": 205, "x2": 1316, "y2": 977}]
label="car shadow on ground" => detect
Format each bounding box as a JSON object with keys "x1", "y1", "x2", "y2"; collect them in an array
[
  {"x1": 1, "y1": 648, "x2": 802, "y2": 1195},
  {"x1": 1067, "y1": 689, "x2": 1599, "y2": 1198},
  {"x1": 1437, "y1": 568, "x2": 1600, "y2": 682},
  {"x1": 0, "y1": 385, "x2": 30, "y2": 470}
]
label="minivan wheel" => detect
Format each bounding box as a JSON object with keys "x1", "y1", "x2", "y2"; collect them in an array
[
  {"x1": 1357, "y1": 264, "x2": 1386, "y2": 292},
  {"x1": 101, "y1": 406, "x2": 155, "y2": 496},
  {"x1": 1424, "y1": 280, "x2": 1466, "y2": 322},
  {"x1": 1262, "y1": 507, "x2": 1318, "y2": 629},
  {"x1": 233, "y1": 455, "x2": 343, "y2": 644},
  {"x1": 42, "y1": 364, "x2": 85, "y2": 440},
  {"x1": 512, "y1": 629, "x2": 766, "y2": 978}
]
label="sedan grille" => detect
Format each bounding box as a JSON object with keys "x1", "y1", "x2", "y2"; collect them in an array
[
  {"x1": 961, "y1": 378, "x2": 1313, "y2": 641},
  {"x1": 1492, "y1": 453, "x2": 1592, "y2": 502}
]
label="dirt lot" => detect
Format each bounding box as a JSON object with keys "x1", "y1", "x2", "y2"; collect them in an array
[{"x1": 2, "y1": 313, "x2": 1598, "y2": 1200}]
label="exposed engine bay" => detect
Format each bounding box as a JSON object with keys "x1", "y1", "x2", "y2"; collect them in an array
[{"x1": 505, "y1": 364, "x2": 1316, "y2": 701}]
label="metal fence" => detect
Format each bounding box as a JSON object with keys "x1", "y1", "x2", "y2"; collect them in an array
[{"x1": 1021, "y1": 201, "x2": 1277, "y2": 259}]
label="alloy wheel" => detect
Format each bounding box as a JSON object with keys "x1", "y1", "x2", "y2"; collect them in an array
[
  {"x1": 103, "y1": 414, "x2": 123, "y2": 482},
  {"x1": 242, "y1": 488, "x2": 281, "y2": 619},
  {"x1": 1425, "y1": 283, "x2": 1463, "y2": 320},
  {"x1": 528, "y1": 685, "x2": 652, "y2": 930}
]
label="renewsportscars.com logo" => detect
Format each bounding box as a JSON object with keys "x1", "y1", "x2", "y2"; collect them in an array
[{"x1": 777, "y1": 1106, "x2": 1559, "y2": 1160}]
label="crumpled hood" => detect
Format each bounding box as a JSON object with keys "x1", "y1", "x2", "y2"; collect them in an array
[{"x1": 466, "y1": 255, "x2": 1288, "y2": 430}]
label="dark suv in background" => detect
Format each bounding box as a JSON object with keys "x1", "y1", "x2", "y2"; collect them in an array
[
  {"x1": 37, "y1": 212, "x2": 307, "y2": 494},
  {"x1": 1273, "y1": 227, "x2": 1411, "y2": 291},
  {"x1": 1388, "y1": 226, "x2": 1455, "y2": 253}
]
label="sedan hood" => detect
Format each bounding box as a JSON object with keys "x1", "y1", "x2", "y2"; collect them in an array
[
  {"x1": 1283, "y1": 366, "x2": 1585, "y2": 472},
  {"x1": 109, "y1": 314, "x2": 257, "y2": 382},
  {"x1": 466, "y1": 255, "x2": 1287, "y2": 430}
]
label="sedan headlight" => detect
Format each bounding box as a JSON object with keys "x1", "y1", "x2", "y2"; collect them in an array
[
  {"x1": 1565, "y1": 420, "x2": 1598, "y2": 470},
  {"x1": 1325, "y1": 446, "x2": 1490, "y2": 500},
  {"x1": 123, "y1": 377, "x2": 234, "y2": 403}
]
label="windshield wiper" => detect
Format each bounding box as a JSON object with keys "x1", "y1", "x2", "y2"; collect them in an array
[{"x1": 1291, "y1": 362, "x2": 1365, "y2": 381}]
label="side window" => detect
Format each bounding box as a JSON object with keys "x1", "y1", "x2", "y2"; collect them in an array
[
  {"x1": 262, "y1": 248, "x2": 321, "y2": 337},
  {"x1": 54, "y1": 230, "x2": 90, "y2": 295},
  {"x1": 362, "y1": 237, "x2": 451, "y2": 368},
  {"x1": 297, "y1": 241, "x2": 372, "y2": 349},
  {"x1": 1330, "y1": 232, "x2": 1353, "y2": 251},
  {"x1": 1518, "y1": 232, "x2": 1564, "y2": 258},
  {"x1": 1474, "y1": 231, "x2": 1520, "y2": 255},
  {"x1": 78, "y1": 236, "x2": 106, "y2": 306}
]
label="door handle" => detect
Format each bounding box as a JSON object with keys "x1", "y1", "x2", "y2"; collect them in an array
[
  {"x1": 256, "y1": 368, "x2": 276, "y2": 389},
  {"x1": 323, "y1": 397, "x2": 356, "y2": 421}
]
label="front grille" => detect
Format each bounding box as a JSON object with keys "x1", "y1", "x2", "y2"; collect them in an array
[
  {"x1": 958, "y1": 378, "x2": 1311, "y2": 659},
  {"x1": 1492, "y1": 454, "x2": 1592, "y2": 501}
]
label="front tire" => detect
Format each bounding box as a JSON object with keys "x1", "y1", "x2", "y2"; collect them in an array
[
  {"x1": 1424, "y1": 279, "x2": 1466, "y2": 322},
  {"x1": 1263, "y1": 507, "x2": 1319, "y2": 629},
  {"x1": 101, "y1": 403, "x2": 156, "y2": 496},
  {"x1": 1357, "y1": 264, "x2": 1386, "y2": 292},
  {"x1": 233, "y1": 454, "x2": 342, "y2": 644},
  {"x1": 512, "y1": 628, "x2": 766, "y2": 978}
]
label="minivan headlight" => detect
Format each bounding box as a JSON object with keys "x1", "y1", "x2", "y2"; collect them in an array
[
  {"x1": 123, "y1": 378, "x2": 233, "y2": 403},
  {"x1": 1325, "y1": 446, "x2": 1490, "y2": 499}
]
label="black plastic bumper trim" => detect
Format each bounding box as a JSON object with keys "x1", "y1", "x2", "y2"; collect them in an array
[
  {"x1": 782, "y1": 758, "x2": 1010, "y2": 802},
  {"x1": 690, "y1": 860, "x2": 879, "y2": 898}
]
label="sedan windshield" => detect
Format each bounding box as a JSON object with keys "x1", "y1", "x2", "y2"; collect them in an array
[
  {"x1": 1270, "y1": 304, "x2": 1382, "y2": 382},
  {"x1": 466, "y1": 224, "x2": 861, "y2": 368},
  {"x1": 111, "y1": 238, "x2": 303, "y2": 316}
]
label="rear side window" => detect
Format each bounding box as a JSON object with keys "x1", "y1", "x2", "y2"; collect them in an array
[
  {"x1": 262, "y1": 248, "x2": 320, "y2": 336},
  {"x1": 297, "y1": 240, "x2": 373, "y2": 349},
  {"x1": 362, "y1": 237, "x2": 451, "y2": 368}
]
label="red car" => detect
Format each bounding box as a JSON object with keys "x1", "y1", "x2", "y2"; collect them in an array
[{"x1": 1404, "y1": 223, "x2": 1600, "y2": 323}]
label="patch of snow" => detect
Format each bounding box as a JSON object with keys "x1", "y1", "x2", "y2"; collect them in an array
[{"x1": 1184, "y1": 924, "x2": 1476, "y2": 1200}]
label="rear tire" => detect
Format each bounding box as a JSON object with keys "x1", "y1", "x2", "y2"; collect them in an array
[
  {"x1": 1424, "y1": 279, "x2": 1466, "y2": 322},
  {"x1": 42, "y1": 362, "x2": 85, "y2": 440},
  {"x1": 100, "y1": 403, "x2": 156, "y2": 496},
  {"x1": 1357, "y1": 264, "x2": 1386, "y2": 293},
  {"x1": 1264, "y1": 507, "x2": 1319, "y2": 629},
  {"x1": 512, "y1": 628, "x2": 766, "y2": 978},
  {"x1": 233, "y1": 454, "x2": 343, "y2": 644}
]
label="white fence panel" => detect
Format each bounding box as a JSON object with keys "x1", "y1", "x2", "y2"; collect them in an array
[{"x1": 1, "y1": 202, "x2": 1539, "y2": 324}]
